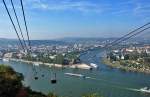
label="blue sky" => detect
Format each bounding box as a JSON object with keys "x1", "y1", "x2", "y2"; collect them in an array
[{"x1": 0, "y1": 0, "x2": 150, "y2": 39}]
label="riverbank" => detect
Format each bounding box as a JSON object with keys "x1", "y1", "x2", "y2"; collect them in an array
[
  {"x1": 102, "y1": 58, "x2": 150, "y2": 74},
  {"x1": 7, "y1": 58, "x2": 91, "y2": 70}
]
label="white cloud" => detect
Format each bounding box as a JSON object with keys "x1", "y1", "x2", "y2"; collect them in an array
[
  {"x1": 24, "y1": 0, "x2": 107, "y2": 13},
  {"x1": 134, "y1": 3, "x2": 150, "y2": 15},
  {"x1": 1, "y1": 0, "x2": 150, "y2": 17}
]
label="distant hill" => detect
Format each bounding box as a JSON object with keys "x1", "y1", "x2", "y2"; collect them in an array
[
  {"x1": 29, "y1": 40, "x2": 68, "y2": 46},
  {"x1": 0, "y1": 38, "x2": 67, "y2": 46},
  {"x1": 0, "y1": 37, "x2": 118, "y2": 46},
  {"x1": 0, "y1": 38, "x2": 19, "y2": 46},
  {"x1": 0, "y1": 37, "x2": 149, "y2": 47},
  {"x1": 59, "y1": 37, "x2": 117, "y2": 43}
]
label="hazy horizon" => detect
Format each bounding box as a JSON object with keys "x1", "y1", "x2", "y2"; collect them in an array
[{"x1": 0, "y1": 36, "x2": 121, "y2": 40}]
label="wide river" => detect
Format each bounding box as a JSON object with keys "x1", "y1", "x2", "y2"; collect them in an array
[{"x1": 1, "y1": 49, "x2": 150, "y2": 97}]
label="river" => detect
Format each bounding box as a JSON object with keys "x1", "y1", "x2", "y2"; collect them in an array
[{"x1": 0, "y1": 49, "x2": 150, "y2": 97}]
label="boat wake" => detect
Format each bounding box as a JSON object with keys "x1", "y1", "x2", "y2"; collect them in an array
[
  {"x1": 88, "y1": 77, "x2": 141, "y2": 92},
  {"x1": 64, "y1": 72, "x2": 141, "y2": 92},
  {"x1": 125, "y1": 88, "x2": 140, "y2": 92}
]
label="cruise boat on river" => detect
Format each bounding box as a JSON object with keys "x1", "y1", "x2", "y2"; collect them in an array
[
  {"x1": 65, "y1": 73, "x2": 86, "y2": 78},
  {"x1": 90, "y1": 63, "x2": 98, "y2": 69},
  {"x1": 140, "y1": 87, "x2": 150, "y2": 93},
  {"x1": 2, "y1": 58, "x2": 9, "y2": 62}
]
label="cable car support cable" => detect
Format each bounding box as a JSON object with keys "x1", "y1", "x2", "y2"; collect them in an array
[
  {"x1": 10, "y1": 0, "x2": 28, "y2": 51},
  {"x1": 2, "y1": 0, "x2": 25, "y2": 52}
]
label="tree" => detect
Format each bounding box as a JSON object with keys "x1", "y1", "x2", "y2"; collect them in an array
[
  {"x1": 47, "y1": 92, "x2": 58, "y2": 97},
  {"x1": 144, "y1": 57, "x2": 150, "y2": 63},
  {"x1": 54, "y1": 54, "x2": 64, "y2": 64},
  {"x1": 0, "y1": 65, "x2": 23, "y2": 97},
  {"x1": 124, "y1": 54, "x2": 129, "y2": 60},
  {"x1": 0, "y1": 64, "x2": 58, "y2": 97},
  {"x1": 82, "y1": 93, "x2": 103, "y2": 97}
]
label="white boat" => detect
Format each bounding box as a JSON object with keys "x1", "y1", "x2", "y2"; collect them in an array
[
  {"x1": 140, "y1": 87, "x2": 150, "y2": 93},
  {"x1": 65, "y1": 73, "x2": 85, "y2": 78},
  {"x1": 2, "y1": 58, "x2": 9, "y2": 62},
  {"x1": 90, "y1": 63, "x2": 98, "y2": 68}
]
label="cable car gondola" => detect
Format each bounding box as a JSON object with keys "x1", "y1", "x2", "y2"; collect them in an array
[
  {"x1": 51, "y1": 73, "x2": 57, "y2": 84},
  {"x1": 34, "y1": 76, "x2": 38, "y2": 80}
]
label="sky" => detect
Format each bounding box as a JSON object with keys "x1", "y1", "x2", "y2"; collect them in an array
[{"x1": 0, "y1": 0, "x2": 150, "y2": 40}]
